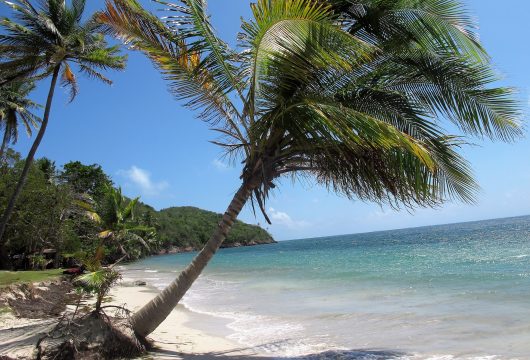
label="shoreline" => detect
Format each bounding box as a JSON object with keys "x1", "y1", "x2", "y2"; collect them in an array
[
  {"x1": 0, "y1": 281, "x2": 267, "y2": 360},
  {"x1": 109, "y1": 283, "x2": 266, "y2": 359},
  {"x1": 154, "y1": 239, "x2": 277, "y2": 256}
]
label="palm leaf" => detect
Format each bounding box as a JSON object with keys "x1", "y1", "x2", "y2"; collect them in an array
[{"x1": 98, "y1": 0, "x2": 247, "y2": 149}]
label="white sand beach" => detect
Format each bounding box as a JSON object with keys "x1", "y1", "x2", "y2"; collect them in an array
[
  {"x1": 0, "y1": 283, "x2": 264, "y2": 360},
  {"x1": 109, "y1": 284, "x2": 265, "y2": 360}
]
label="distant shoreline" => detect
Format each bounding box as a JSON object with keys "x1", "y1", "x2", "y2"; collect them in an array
[{"x1": 153, "y1": 238, "x2": 277, "y2": 256}]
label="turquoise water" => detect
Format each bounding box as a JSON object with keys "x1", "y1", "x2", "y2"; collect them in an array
[{"x1": 122, "y1": 216, "x2": 530, "y2": 359}]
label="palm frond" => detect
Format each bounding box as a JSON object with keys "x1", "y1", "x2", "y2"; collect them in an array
[
  {"x1": 99, "y1": 0, "x2": 521, "y2": 214},
  {"x1": 0, "y1": 0, "x2": 126, "y2": 90},
  {"x1": 0, "y1": 80, "x2": 40, "y2": 148},
  {"x1": 98, "y1": 0, "x2": 247, "y2": 149},
  {"x1": 61, "y1": 61, "x2": 78, "y2": 101},
  {"x1": 333, "y1": 0, "x2": 486, "y2": 60}
]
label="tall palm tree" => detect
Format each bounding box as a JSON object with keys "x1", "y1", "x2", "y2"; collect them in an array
[
  {"x1": 0, "y1": 82, "x2": 41, "y2": 159},
  {"x1": 100, "y1": 0, "x2": 521, "y2": 337},
  {"x1": 0, "y1": 0, "x2": 127, "y2": 245}
]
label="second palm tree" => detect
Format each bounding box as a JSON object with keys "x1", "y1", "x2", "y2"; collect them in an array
[{"x1": 0, "y1": 0, "x2": 127, "y2": 250}]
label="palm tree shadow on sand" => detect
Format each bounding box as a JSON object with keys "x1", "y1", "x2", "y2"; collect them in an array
[{"x1": 151, "y1": 345, "x2": 407, "y2": 360}]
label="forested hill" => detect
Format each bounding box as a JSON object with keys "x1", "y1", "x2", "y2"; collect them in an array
[
  {"x1": 134, "y1": 203, "x2": 275, "y2": 252},
  {"x1": 0, "y1": 153, "x2": 275, "y2": 269},
  {"x1": 153, "y1": 206, "x2": 275, "y2": 251}
]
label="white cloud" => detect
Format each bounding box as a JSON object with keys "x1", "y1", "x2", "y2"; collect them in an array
[
  {"x1": 212, "y1": 158, "x2": 228, "y2": 170},
  {"x1": 268, "y1": 207, "x2": 310, "y2": 229},
  {"x1": 118, "y1": 166, "x2": 168, "y2": 196}
]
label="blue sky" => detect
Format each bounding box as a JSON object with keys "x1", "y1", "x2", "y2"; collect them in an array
[{"x1": 2, "y1": 1, "x2": 530, "y2": 240}]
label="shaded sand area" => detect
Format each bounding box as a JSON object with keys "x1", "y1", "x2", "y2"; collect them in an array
[
  {"x1": 0, "y1": 281, "x2": 75, "y2": 359},
  {"x1": 0, "y1": 315, "x2": 56, "y2": 358}
]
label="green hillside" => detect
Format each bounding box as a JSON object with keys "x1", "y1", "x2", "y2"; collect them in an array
[
  {"x1": 136, "y1": 204, "x2": 275, "y2": 252},
  {"x1": 0, "y1": 154, "x2": 275, "y2": 269}
]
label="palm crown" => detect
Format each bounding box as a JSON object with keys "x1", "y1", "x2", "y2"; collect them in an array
[
  {"x1": 96, "y1": 186, "x2": 153, "y2": 258},
  {"x1": 0, "y1": 0, "x2": 126, "y2": 98},
  {"x1": 101, "y1": 0, "x2": 520, "y2": 217},
  {"x1": 77, "y1": 185, "x2": 153, "y2": 258}
]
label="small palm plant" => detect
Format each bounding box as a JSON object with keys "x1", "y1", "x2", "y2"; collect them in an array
[
  {"x1": 75, "y1": 246, "x2": 121, "y2": 313},
  {"x1": 75, "y1": 185, "x2": 154, "y2": 260},
  {"x1": 96, "y1": 186, "x2": 154, "y2": 260},
  {"x1": 74, "y1": 186, "x2": 154, "y2": 313},
  {"x1": 101, "y1": 0, "x2": 521, "y2": 337},
  {"x1": 0, "y1": 0, "x2": 127, "y2": 244},
  {"x1": 0, "y1": 82, "x2": 41, "y2": 158}
]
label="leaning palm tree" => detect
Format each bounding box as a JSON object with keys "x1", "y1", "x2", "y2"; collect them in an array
[
  {"x1": 0, "y1": 0, "x2": 127, "y2": 244},
  {"x1": 0, "y1": 82, "x2": 41, "y2": 159},
  {"x1": 100, "y1": 0, "x2": 521, "y2": 337}
]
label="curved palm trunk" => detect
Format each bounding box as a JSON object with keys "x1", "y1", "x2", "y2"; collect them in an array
[
  {"x1": 130, "y1": 182, "x2": 252, "y2": 337},
  {"x1": 0, "y1": 65, "x2": 61, "y2": 249}
]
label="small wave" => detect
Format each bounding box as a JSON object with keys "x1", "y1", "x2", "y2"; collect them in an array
[
  {"x1": 144, "y1": 269, "x2": 158, "y2": 273},
  {"x1": 151, "y1": 282, "x2": 168, "y2": 289},
  {"x1": 179, "y1": 299, "x2": 324, "y2": 357}
]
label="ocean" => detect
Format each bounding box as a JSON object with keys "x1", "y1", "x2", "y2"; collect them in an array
[{"x1": 121, "y1": 215, "x2": 530, "y2": 359}]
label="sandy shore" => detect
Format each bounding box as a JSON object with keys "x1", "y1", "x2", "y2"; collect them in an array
[
  {"x1": 109, "y1": 284, "x2": 266, "y2": 360},
  {"x1": 0, "y1": 282, "x2": 267, "y2": 360}
]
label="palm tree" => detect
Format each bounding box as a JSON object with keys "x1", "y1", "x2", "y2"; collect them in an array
[
  {"x1": 0, "y1": 0, "x2": 127, "y2": 245},
  {"x1": 95, "y1": 186, "x2": 153, "y2": 260},
  {"x1": 0, "y1": 82, "x2": 41, "y2": 159},
  {"x1": 100, "y1": 0, "x2": 521, "y2": 337},
  {"x1": 74, "y1": 186, "x2": 153, "y2": 312}
]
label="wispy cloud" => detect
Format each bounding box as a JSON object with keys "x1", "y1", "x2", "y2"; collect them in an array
[
  {"x1": 212, "y1": 158, "x2": 228, "y2": 170},
  {"x1": 118, "y1": 166, "x2": 168, "y2": 196},
  {"x1": 369, "y1": 210, "x2": 391, "y2": 218},
  {"x1": 268, "y1": 207, "x2": 310, "y2": 229}
]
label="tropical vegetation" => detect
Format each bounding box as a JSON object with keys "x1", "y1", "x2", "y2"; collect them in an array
[
  {"x1": 0, "y1": 151, "x2": 272, "y2": 269},
  {"x1": 98, "y1": 0, "x2": 522, "y2": 337},
  {"x1": 0, "y1": 152, "x2": 147, "y2": 267},
  {"x1": 154, "y1": 206, "x2": 273, "y2": 249}
]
